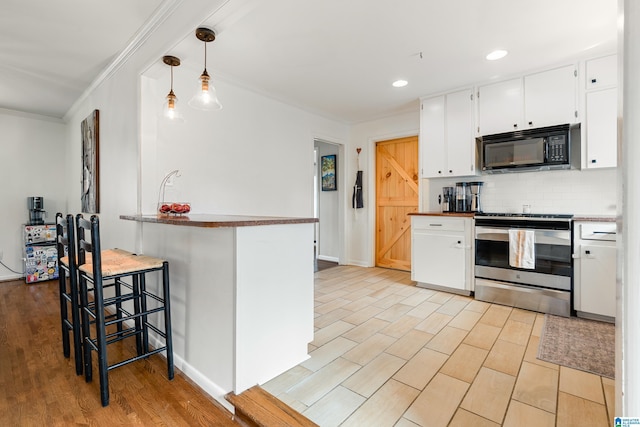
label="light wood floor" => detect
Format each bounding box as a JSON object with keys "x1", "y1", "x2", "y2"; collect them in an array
[
  {"x1": 0, "y1": 278, "x2": 241, "y2": 426},
  {"x1": 264, "y1": 266, "x2": 616, "y2": 427},
  {"x1": 1, "y1": 267, "x2": 616, "y2": 426}
]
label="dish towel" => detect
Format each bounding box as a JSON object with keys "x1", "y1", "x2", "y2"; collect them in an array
[{"x1": 509, "y1": 229, "x2": 535, "y2": 269}]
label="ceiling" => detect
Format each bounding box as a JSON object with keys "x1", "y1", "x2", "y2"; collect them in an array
[{"x1": 1, "y1": 0, "x2": 618, "y2": 123}]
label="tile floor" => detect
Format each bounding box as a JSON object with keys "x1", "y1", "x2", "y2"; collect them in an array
[{"x1": 263, "y1": 266, "x2": 615, "y2": 427}]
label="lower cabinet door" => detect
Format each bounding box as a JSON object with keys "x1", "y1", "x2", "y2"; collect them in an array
[
  {"x1": 579, "y1": 244, "x2": 616, "y2": 317},
  {"x1": 412, "y1": 232, "x2": 466, "y2": 290}
]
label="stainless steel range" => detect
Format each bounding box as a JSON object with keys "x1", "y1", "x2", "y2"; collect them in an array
[{"x1": 474, "y1": 213, "x2": 573, "y2": 317}]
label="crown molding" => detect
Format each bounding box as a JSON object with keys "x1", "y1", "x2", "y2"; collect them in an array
[{"x1": 64, "y1": 0, "x2": 184, "y2": 122}]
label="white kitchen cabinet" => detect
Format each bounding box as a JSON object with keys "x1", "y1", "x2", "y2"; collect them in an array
[
  {"x1": 524, "y1": 65, "x2": 577, "y2": 129},
  {"x1": 477, "y1": 65, "x2": 577, "y2": 135},
  {"x1": 420, "y1": 89, "x2": 475, "y2": 178},
  {"x1": 573, "y1": 221, "x2": 616, "y2": 321},
  {"x1": 411, "y1": 215, "x2": 474, "y2": 295},
  {"x1": 584, "y1": 54, "x2": 618, "y2": 169},
  {"x1": 420, "y1": 95, "x2": 446, "y2": 178},
  {"x1": 586, "y1": 54, "x2": 617, "y2": 90},
  {"x1": 585, "y1": 88, "x2": 617, "y2": 168},
  {"x1": 477, "y1": 78, "x2": 522, "y2": 136}
]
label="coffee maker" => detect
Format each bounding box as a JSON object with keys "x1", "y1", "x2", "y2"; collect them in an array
[
  {"x1": 455, "y1": 182, "x2": 470, "y2": 212},
  {"x1": 28, "y1": 196, "x2": 46, "y2": 225},
  {"x1": 468, "y1": 182, "x2": 484, "y2": 212},
  {"x1": 441, "y1": 187, "x2": 456, "y2": 212}
]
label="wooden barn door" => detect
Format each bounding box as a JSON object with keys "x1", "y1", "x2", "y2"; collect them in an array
[{"x1": 376, "y1": 136, "x2": 419, "y2": 271}]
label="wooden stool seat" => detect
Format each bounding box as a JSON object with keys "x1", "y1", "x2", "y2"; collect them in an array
[
  {"x1": 78, "y1": 253, "x2": 164, "y2": 278},
  {"x1": 60, "y1": 248, "x2": 136, "y2": 268}
]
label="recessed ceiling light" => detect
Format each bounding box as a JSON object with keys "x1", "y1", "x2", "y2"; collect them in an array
[
  {"x1": 486, "y1": 50, "x2": 508, "y2": 61},
  {"x1": 392, "y1": 79, "x2": 408, "y2": 88}
]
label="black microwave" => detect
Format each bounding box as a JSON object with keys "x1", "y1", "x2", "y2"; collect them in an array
[{"x1": 480, "y1": 123, "x2": 581, "y2": 173}]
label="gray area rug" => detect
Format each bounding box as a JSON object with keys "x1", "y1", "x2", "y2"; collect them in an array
[{"x1": 537, "y1": 314, "x2": 615, "y2": 379}]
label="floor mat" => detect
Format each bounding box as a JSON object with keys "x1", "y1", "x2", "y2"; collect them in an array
[{"x1": 537, "y1": 314, "x2": 614, "y2": 379}]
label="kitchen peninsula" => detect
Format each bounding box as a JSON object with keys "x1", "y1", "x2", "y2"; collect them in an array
[{"x1": 120, "y1": 213, "x2": 318, "y2": 409}]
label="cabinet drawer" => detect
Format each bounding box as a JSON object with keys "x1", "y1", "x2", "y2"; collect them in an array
[
  {"x1": 579, "y1": 223, "x2": 616, "y2": 241},
  {"x1": 412, "y1": 217, "x2": 465, "y2": 232}
]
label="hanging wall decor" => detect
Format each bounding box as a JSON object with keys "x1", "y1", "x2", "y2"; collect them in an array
[
  {"x1": 81, "y1": 109, "x2": 100, "y2": 213},
  {"x1": 321, "y1": 154, "x2": 337, "y2": 191},
  {"x1": 353, "y1": 148, "x2": 363, "y2": 208}
]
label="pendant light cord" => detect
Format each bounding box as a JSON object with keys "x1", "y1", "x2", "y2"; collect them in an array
[{"x1": 170, "y1": 63, "x2": 174, "y2": 91}]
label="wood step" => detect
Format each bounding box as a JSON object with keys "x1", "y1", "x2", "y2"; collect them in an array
[{"x1": 225, "y1": 386, "x2": 318, "y2": 427}]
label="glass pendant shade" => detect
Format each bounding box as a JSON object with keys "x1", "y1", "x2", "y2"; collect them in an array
[
  {"x1": 189, "y1": 27, "x2": 222, "y2": 111},
  {"x1": 161, "y1": 55, "x2": 184, "y2": 122},
  {"x1": 163, "y1": 89, "x2": 184, "y2": 122},
  {"x1": 189, "y1": 70, "x2": 222, "y2": 110}
]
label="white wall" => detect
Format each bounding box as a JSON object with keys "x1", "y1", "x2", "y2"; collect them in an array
[
  {"x1": 347, "y1": 110, "x2": 420, "y2": 266},
  {"x1": 315, "y1": 140, "x2": 340, "y2": 261},
  {"x1": 0, "y1": 111, "x2": 67, "y2": 281},
  {"x1": 426, "y1": 168, "x2": 617, "y2": 215},
  {"x1": 620, "y1": 0, "x2": 640, "y2": 415},
  {"x1": 140, "y1": 70, "x2": 348, "y2": 220}
]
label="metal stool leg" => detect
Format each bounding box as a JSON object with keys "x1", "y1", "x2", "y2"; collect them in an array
[
  {"x1": 163, "y1": 262, "x2": 174, "y2": 380},
  {"x1": 92, "y1": 273, "x2": 110, "y2": 406},
  {"x1": 68, "y1": 269, "x2": 83, "y2": 375},
  {"x1": 79, "y1": 273, "x2": 93, "y2": 382},
  {"x1": 132, "y1": 274, "x2": 143, "y2": 356},
  {"x1": 58, "y1": 273, "x2": 71, "y2": 359}
]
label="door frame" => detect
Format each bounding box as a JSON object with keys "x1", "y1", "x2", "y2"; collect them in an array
[
  {"x1": 367, "y1": 131, "x2": 420, "y2": 267},
  {"x1": 314, "y1": 136, "x2": 346, "y2": 265}
]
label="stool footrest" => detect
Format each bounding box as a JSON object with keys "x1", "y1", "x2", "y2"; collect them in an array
[{"x1": 107, "y1": 346, "x2": 167, "y2": 371}]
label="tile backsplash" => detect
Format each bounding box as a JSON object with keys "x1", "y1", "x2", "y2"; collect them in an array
[{"x1": 425, "y1": 168, "x2": 617, "y2": 215}]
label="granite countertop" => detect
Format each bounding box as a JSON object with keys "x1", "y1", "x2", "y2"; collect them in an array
[
  {"x1": 572, "y1": 215, "x2": 617, "y2": 222},
  {"x1": 120, "y1": 214, "x2": 318, "y2": 228},
  {"x1": 410, "y1": 212, "x2": 616, "y2": 221},
  {"x1": 408, "y1": 212, "x2": 476, "y2": 218},
  {"x1": 408, "y1": 211, "x2": 475, "y2": 218}
]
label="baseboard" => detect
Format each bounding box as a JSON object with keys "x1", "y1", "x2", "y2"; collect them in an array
[
  {"x1": 102, "y1": 303, "x2": 236, "y2": 413},
  {"x1": 317, "y1": 255, "x2": 338, "y2": 263},
  {"x1": 147, "y1": 334, "x2": 235, "y2": 413},
  {"x1": 346, "y1": 259, "x2": 371, "y2": 268},
  {"x1": 0, "y1": 273, "x2": 24, "y2": 282}
]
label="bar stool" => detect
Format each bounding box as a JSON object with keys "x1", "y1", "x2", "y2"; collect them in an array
[
  {"x1": 55, "y1": 213, "x2": 83, "y2": 375},
  {"x1": 56, "y1": 213, "x2": 138, "y2": 376},
  {"x1": 76, "y1": 214, "x2": 174, "y2": 406}
]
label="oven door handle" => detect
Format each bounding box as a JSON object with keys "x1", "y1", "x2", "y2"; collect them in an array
[
  {"x1": 475, "y1": 227, "x2": 510, "y2": 242},
  {"x1": 475, "y1": 226, "x2": 571, "y2": 246}
]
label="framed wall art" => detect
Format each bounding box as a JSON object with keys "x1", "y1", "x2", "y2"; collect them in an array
[
  {"x1": 321, "y1": 154, "x2": 337, "y2": 191},
  {"x1": 81, "y1": 109, "x2": 100, "y2": 213}
]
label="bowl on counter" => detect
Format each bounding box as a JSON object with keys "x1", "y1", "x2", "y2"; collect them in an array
[{"x1": 157, "y1": 202, "x2": 191, "y2": 215}]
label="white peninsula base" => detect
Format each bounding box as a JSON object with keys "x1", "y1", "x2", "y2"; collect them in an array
[{"x1": 120, "y1": 214, "x2": 316, "y2": 410}]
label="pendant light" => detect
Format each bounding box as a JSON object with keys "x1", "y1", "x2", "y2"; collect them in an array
[
  {"x1": 189, "y1": 27, "x2": 222, "y2": 111},
  {"x1": 162, "y1": 55, "x2": 184, "y2": 122}
]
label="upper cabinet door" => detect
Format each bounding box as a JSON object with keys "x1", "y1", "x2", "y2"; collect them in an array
[
  {"x1": 586, "y1": 54, "x2": 617, "y2": 90},
  {"x1": 524, "y1": 65, "x2": 577, "y2": 129},
  {"x1": 477, "y1": 78, "x2": 523, "y2": 136},
  {"x1": 585, "y1": 88, "x2": 617, "y2": 169},
  {"x1": 446, "y1": 89, "x2": 475, "y2": 176},
  {"x1": 420, "y1": 96, "x2": 446, "y2": 178}
]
